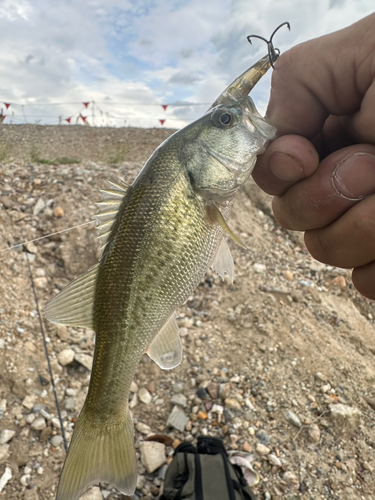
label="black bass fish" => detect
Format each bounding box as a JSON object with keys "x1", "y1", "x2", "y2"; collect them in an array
[{"x1": 45, "y1": 53, "x2": 276, "y2": 500}]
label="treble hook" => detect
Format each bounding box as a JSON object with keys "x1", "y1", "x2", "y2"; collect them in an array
[{"x1": 247, "y1": 21, "x2": 290, "y2": 69}]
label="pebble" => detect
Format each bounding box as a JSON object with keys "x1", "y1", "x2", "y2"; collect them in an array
[
  {"x1": 255, "y1": 429, "x2": 270, "y2": 445},
  {"x1": 329, "y1": 403, "x2": 361, "y2": 428},
  {"x1": 331, "y1": 276, "x2": 346, "y2": 287},
  {"x1": 253, "y1": 263, "x2": 266, "y2": 273},
  {"x1": 283, "y1": 409, "x2": 302, "y2": 428},
  {"x1": 138, "y1": 387, "x2": 152, "y2": 405},
  {"x1": 268, "y1": 454, "x2": 282, "y2": 467},
  {"x1": 136, "y1": 422, "x2": 151, "y2": 435},
  {"x1": 0, "y1": 466, "x2": 12, "y2": 493},
  {"x1": 172, "y1": 383, "x2": 184, "y2": 394},
  {"x1": 33, "y1": 198, "x2": 45, "y2": 215},
  {"x1": 58, "y1": 348, "x2": 75, "y2": 366},
  {"x1": 130, "y1": 381, "x2": 139, "y2": 393},
  {"x1": 0, "y1": 444, "x2": 10, "y2": 463},
  {"x1": 136, "y1": 474, "x2": 146, "y2": 490},
  {"x1": 80, "y1": 486, "x2": 103, "y2": 500},
  {"x1": 31, "y1": 417, "x2": 47, "y2": 431},
  {"x1": 0, "y1": 400, "x2": 6, "y2": 420},
  {"x1": 308, "y1": 423, "x2": 321, "y2": 443},
  {"x1": 53, "y1": 206, "x2": 64, "y2": 218},
  {"x1": 56, "y1": 324, "x2": 68, "y2": 341},
  {"x1": 34, "y1": 277, "x2": 48, "y2": 288},
  {"x1": 283, "y1": 471, "x2": 299, "y2": 485},
  {"x1": 0, "y1": 429, "x2": 15, "y2": 444},
  {"x1": 196, "y1": 387, "x2": 208, "y2": 400},
  {"x1": 75, "y1": 353, "x2": 93, "y2": 371},
  {"x1": 255, "y1": 443, "x2": 270, "y2": 456},
  {"x1": 140, "y1": 441, "x2": 166, "y2": 473},
  {"x1": 224, "y1": 397, "x2": 241, "y2": 411},
  {"x1": 170, "y1": 393, "x2": 187, "y2": 407},
  {"x1": 64, "y1": 397, "x2": 76, "y2": 411},
  {"x1": 206, "y1": 381, "x2": 219, "y2": 399},
  {"x1": 22, "y1": 394, "x2": 36, "y2": 410},
  {"x1": 51, "y1": 417, "x2": 61, "y2": 429},
  {"x1": 20, "y1": 474, "x2": 31, "y2": 486},
  {"x1": 167, "y1": 405, "x2": 189, "y2": 432},
  {"x1": 50, "y1": 435, "x2": 64, "y2": 447},
  {"x1": 282, "y1": 270, "x2": 294, "y2": 281}
]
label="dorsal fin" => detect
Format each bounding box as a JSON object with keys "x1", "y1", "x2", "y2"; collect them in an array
[{"x1": 94, "y1": 180, "x2": 130, "y2": 250}]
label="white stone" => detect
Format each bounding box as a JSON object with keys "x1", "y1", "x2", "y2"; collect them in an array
[
  {"x1": 0, "y1": 429, "x2": 15, "y2": 444},
  {"x1": 140, "y1": 441, "x2": 166, "y2": 473},
  {"x1": 130, "y1": 381, "x2": 138, "y2": 393},
  {"x1": 253, "y1": 263, "x2": 266, "y2": 273},
  {"x1": 75, "y1": 353, "x2": 93, "y2": 371},
  {"x1": 0, "y1": 466, "x2": 12, "y2": 494},
  {"x1": 50, "y1": 435, "x2": 64, "y2": 447},
  {"x1": 31, "y1": 417, "x2": 46, "y2": 431},
  {"x1": 22, "y1": 395, "x2": 36, "y2": 410},
  {"x1": 33, "y1": 198, "x2": 45, "y2": 215},
  {"x1": 255, "y1": 443, "x2": 270, "y2": 456},
  {"x1": 136, "y1": 422, "x2": 151, "y2": 435},
  {"x1": 20, "y1": 474, "x2": 31, "y2": 486},
  {"x1": 167, "y1": 405, "x2": 189, "y2": 432},
  {"x1": 268, "y1": 454, "x2": 282, "y2": 467},
  {"x1": 138, "y1": 387, "x2": 152, "y2": 405},
  {"x1": 170, "y1": 393, "x2": 187, "y2": 407},
  {"x1": 80, "y1": 486, "x2": 103, "y2": 500},
  {"x1": 58, "y1": 349, "x2": 75, "y2": 366},
  {"x1": 51, "y1": 418, "x2": 61, "y2": 429},
  {"x1": 330, "y1": 403, "x2": 361, "y2": 428}
]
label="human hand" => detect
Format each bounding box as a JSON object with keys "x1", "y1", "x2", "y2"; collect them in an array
[{"x1": 253, "y1": 13, "x2": 375, "y2": 299}]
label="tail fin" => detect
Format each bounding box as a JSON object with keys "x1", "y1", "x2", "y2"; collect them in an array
[{"x1": 56, "y1": 409, "x2": 137, "y2": 500}]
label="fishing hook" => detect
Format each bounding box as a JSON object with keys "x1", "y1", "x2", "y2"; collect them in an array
[{"x1": 247, "y1": 21, "x2": 290, "y2": 69}]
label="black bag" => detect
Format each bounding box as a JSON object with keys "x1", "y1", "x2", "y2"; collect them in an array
[{"x1": 160, "y1": 436, "x2": 257, "y2": 500}]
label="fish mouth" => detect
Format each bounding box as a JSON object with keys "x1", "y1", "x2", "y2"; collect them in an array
[{"x1": 210, "y1": 54, "x2": 272, "y2": 109}]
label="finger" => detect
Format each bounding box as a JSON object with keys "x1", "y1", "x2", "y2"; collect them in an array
[
  {"x1": 253, "y1": 135, "x2": 319, "y2": 196},
  {"x1": 267, "y1": 14, "x2": 375, "y2": 140},
  {"x1": 272, "y1": 145, "x2": 375, "y2": 231},
  {"x1": 304, "y1": 194, "x2": 375, "y2": 268},
  {"x1": 352, "y1": 261, "x2": 375, "y2": 300}
]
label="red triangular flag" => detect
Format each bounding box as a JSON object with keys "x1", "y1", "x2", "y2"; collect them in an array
[
  {"x1": 4, "y1": 103, "x2": 10, "y2": 109},
  {"x1": 0, "y1": 115, "x2": 5, "y2": 122},
  {"x1": 159, "y1": 119, "x2": 166, "y2": 125},
  {"x1": 162, "y1": 105, "x2": 168, "y2": 111},
  {"x1": 65, "y1": 117, "x2": 71, "y2": 123},
  {"x1": 81, "y1": 115, "x2": 87, "y2": 123},
  {"x1": 83, "y1": 102, "x2": 90, "y2": 108}
]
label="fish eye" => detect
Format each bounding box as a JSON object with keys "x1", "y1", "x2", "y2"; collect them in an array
[{"x1": 220, "y1": 113, "x2": 232, "y2": 125}]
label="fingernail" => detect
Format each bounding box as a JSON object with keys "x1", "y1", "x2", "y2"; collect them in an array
[
  {"x1": 332, "y1": 152, "x2": 375, "y2": 200},
  {"x1": 269, "y1": 152, "x2": 304, "y2": 182}
]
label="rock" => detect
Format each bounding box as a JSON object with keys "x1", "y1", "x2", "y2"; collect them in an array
[
  {"x1": 0, "y1": 400, "x2": 6, "y2": 420},
  {"x1": 308, "y1": 423, "x2": 321, "y2": 443},
  {"x1": 167, "y1": 405, "x2": 189, "y2": 432},
  {"x1": 255, "y1": 443, "x2": 270, "y2": 456},
  {"x1": 130, "y1": 381, "x2": 138, "y2": 393},
  {"x1": 50, "y1": 435, "x2": 64, "y2": 447},
  {"x1": 22, "y1": 394, "x2": 36, "y2": 410},
  {"x1": 170, "y1": 393, "x2": 187, "y2": 407},
  {"x1": 138, "y1": 387, "x2": 152, "y2": 405},
  {"x1": 53, "y1": 206, "x2": 64, "y2": 218},
  {"x1": 31, "y1": 417, "x2": 46, "y2": 431},
  {"x1": 33, "y1": 198, "x2": 45, "y2": 215},
  {"x1": 224, "y1": 397, "x2": 241, "y2": 411},
  {"x1": 255, "y1": 429, "x2": 270, "y2": 445},
  {"x1": 196, "y1": 387, "x2": 208, "y2": 400},
  {"x1": 268, "y1": 454, "x2": 282, "y2": 467},
  {"x1": 332, "y1": 276, "x2": 346, "y2": 287},
  {"x1": 34, "y1": 277, "x2": 48, "y2": 288},
  {"x1": 136, "y1": 422, "x2": 151, "y2": 435},
  {"x1": 56, "y1": 324, "x2": 68, "y2": 341},
  {"x1": 282, "y1": 270, "x2": 294, "y2": 281},
  {"x1": 283, "y1": 409, "x2": 302, "y2": 428},
  {"x1": 64, "y1": 397, "x2": 76, "y2": 411},
  {"x1": 253, "y1": 263, "x2": 266, "y2": 273},
  {"x1": 206, "y1": 382, "x2": 219, "y2": 399},
  {"x1": 243, "y1": 441, "x2": 252, "y2": 453},
  {"x1": 140, "y1": 441, "x2": 166, "y2": 473},
  {"x1": 330, "y1": 403, "x2": 361, "y2": 429},
  {"x1": 75, "y1": 353, "x2": 93, "y2": 371},
  {"x1": 0, "y1": 466, "x2": 12, "y2": 494},
  {"x1": 172, "y1": 383, "x2": 184, "y2": 394},
  {"x1": 51, "y1": 418, "x2": 61, "y2": 429},
  {"x1": 283, "y1": 471, "x2": 299, "y2": 485},
  {"x1": 80, "y1": 486, "x2": 103, "y2": 500},
  {"x1": 58, "y1": 348, "x2": 75, "y2": 366},
  {"x1": 136, "y1": 474, "x2": 146, "y2": 490},
  {"x1": 0, "y1": 429, "x2": 15, "y2": 444},
  {"x1": 197, "y1": 411, "x2": 207, "y2": 420},
  {"x1": 20, "y1": 474, "x2": 31, "y2": 486},
  {"x1": 24, "y1": 487, "x2": 39, "y2": 500},
  {"x1": 0, "y1": 444, "x2": 10, "y2": 463}
]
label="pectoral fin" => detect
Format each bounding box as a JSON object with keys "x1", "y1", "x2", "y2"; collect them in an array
[
  {"x1": 211, "y1": 238, "x2": 234, "y2": 283},
  {"x1": 147, "y1": 315, "x2": 182, "y2": 370},
  {"x1": 206, "y1": 204, "x2": 247, "y2": 250}
]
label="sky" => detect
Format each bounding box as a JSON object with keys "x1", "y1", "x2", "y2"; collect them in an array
[{"x1": 0, "y1": 0, "x2": 373, "y2": 129}]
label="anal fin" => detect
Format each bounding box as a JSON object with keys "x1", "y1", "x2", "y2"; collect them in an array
[
  {"x1": 211, "y1": 238, "x2": 234, "y2": 283},
  {"x1": 147, "y1": 314, "x2": 182, "y2": 370}
]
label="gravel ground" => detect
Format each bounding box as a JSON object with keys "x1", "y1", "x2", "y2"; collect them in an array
[{"x1": 0, "y1": 124, "x2": 375, "y2": 500}]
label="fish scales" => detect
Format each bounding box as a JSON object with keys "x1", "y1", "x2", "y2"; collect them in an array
[{"x1": 44, "y1": 52, "x2": 277, "y2": 500}]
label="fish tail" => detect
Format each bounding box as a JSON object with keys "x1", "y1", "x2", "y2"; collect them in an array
[{"x1": 56, "y1": 408, "x2": 136, "y2": 500}]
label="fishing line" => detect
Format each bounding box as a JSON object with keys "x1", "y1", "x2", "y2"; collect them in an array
[
  {"x1": 0, "y1": 220, "x2": 95, "y2": 254},
  {"x1": 25, "y1": 250, "x2": 68, "y2": 453}
]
